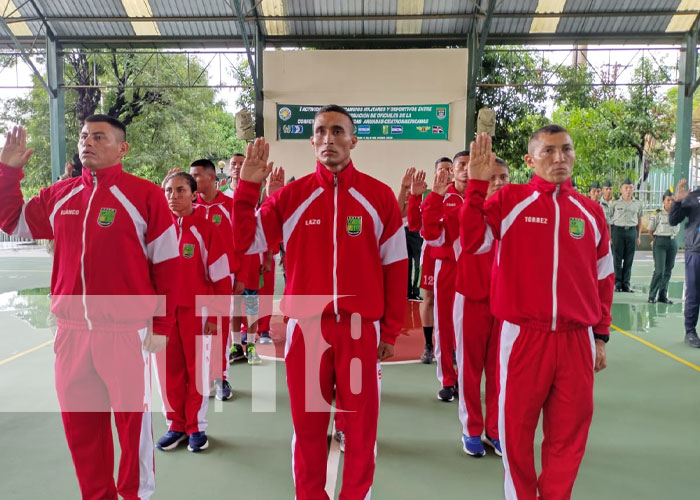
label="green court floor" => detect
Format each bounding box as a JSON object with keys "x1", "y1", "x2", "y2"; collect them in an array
[{"x1": 0, "y1": 248, "x2": 699, "y2": 499}]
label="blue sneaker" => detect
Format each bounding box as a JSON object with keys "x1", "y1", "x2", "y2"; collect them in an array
[
  {"x1": 156, "y1": 430, "x2": 187, "y2": 451},
  {"x1": 215, "y1": 379, "x2": 233, "y2": 401},
  {"x1": 483, "y1": 434, "x2": 502, "y2": 456},
  {"x1": 462, "y1": 435, "x2": 485, "y2": 457},
  {"x1": 187, "y1": 432, "x2": 209, "y2": 452}
]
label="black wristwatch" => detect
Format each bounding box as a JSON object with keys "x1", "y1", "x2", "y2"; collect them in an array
[{"x1": 593, "y1": 334, "x2": 609, "y2": 343}]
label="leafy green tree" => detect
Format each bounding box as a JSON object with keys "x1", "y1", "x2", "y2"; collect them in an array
[
  {"x1": 476, "y1": 47, "x2": 552, "y2": 170},
  {"x1": 1, "y1": 50, "x2": 245, "y2": 195}
]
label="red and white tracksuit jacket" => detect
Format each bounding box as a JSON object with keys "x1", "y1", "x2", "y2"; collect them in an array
[
  {"x1": 453, "y1": 242, "x2": 499, "y2": 439},
  {"x1": 421, "y1": 184, "x2": 463, "y2": 388},
  {"x1": 233, "y1": 161, "x2": 407, "y2": 500},
  {"x1": 461, "y1": 175, "x2": 613, "y2": 500},
  {"x1": 0, "y1": 162, "x2": 180, "y2": 500},
  {"x1": 193, "y1": 191, "x2": 239, "y2": 379},
  {"x1": 408, "y1": 193, "x2": 436, "y2": 291},
  {"x1": 155, "y1": 211, "x2": 231, "y2": 435}
]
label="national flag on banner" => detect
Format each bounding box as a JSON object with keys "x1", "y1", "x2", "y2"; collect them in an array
[{"x1": 432, "y1": 125, "x2": 444, "y2": 134}]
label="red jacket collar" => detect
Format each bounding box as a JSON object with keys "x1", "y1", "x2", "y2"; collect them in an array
[
  {"x1": 530, "y1": 174, "x2": 574, "y2": 194},
  {"x1": 315, "y1": 160, "x2": 357, "y2": 188},
  {"x1": 197, "y1": 190, "x2": 226, "y2": 205},
  {"x1": 82, "y1": 163, "x2": 123, "y2": 188}
]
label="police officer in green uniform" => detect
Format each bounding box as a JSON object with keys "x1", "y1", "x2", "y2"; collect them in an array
[
  {"x1": 588, "y1": 180, "x2": 602, "y2": 202},
  {"x1": 648, "y1": 189, "x2": 679, "y2": 303},
  {"x1": 600, "y1": 180, "x2": 614, "y2": 226},
  {"x1": 610, "y1": 177, "x2": 643, "y2": 292}
]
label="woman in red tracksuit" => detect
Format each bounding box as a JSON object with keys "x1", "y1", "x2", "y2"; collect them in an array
[{"x1": 156, "y1": 172, "x2": 232, "y2": 453}]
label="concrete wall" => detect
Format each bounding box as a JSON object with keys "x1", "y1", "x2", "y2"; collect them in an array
[{"x1": 262, "y1": 48, "x2": 467, "y2": 190}]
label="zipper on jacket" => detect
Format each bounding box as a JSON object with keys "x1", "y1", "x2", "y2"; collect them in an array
[
  {"x1": 333, "y1": 173, "x2": 339, "y2": 322},
  {"x1": 177, "y1": 217, "x2": 183, "y2": 246},
  {"x1": 80, "y1": 171, "x2": 98, "y2": 330},
  {"x1": 551, "y1": 185, "x2": 560, "y2": 331}
]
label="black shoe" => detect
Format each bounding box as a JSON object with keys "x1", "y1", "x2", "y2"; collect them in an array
[
  {"x1": 685, "y1": 332, "x2": 700, "y2": 348},
  {"x1": 420, "y1": 345, "x2": 434, "y2": 364},
  {"x1": 615, "y1": 286, "x2": 623, "y2": 292},
  {"x1": 657, "y1": 297, "x2": 674, "y2": 304},
  {"x1": 437, "y1": 385, "x2": 456, "y2": 402},
  {"x1": 648, "y1": 297, "x2": 656, "y2": 303},
  {"x1": 622, "y1": 286, "x2": 634, "y2": 293}
]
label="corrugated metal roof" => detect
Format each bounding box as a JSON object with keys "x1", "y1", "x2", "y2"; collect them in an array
[{"x1": 1, "y1": 0, "x2": 699, "y2": 48}]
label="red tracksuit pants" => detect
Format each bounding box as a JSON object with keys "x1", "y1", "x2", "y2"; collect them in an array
[
  {"x1": 155, "y1": 306, "x2": 211, "y2": 435},
  {"x1": 499, "y1": 321, "x2": 595, "y2": 500},
  {"x1": 285, "y1": 315, "x2": 381, "y2": 500},
  {"x1": 453, "y1": 293, "x2": 499, "y2": 439},
  {"x1": 54, "y1": 324, "x2": 155, "y2": 500},
  {"x1": 433, "y1": 258, "x2": 458, "y2": 387},
  {"x1": 257, "y1": 260, "x2": 276, "y2": 333}
]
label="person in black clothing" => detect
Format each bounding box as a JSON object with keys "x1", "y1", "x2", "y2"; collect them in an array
[
  {"x1": 397, "y1": 167, "x2": 423, "y2": 300},
  {"x1": 669, "y1": 178, "x2": 700, "y2": 348}
]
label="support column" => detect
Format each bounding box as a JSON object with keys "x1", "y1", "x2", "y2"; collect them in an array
[
  {"x1": 466, "y1": 29, "x2": 477, "y2": 146},
  {"x1": 47, "y1": 36, "x2": 65, "y2": 183},
  {"x1": 255, "y1": 28, "x2": 264, "y2": 138}
]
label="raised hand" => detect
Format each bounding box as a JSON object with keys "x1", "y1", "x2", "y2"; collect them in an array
[
  {"x1": 675, "y1": 178, "x2": 689, "y2": 202},
  {"x1": 401, "y1": 167, "x2": 415, "y2": 190},
  {"x1": 267, "y1": 166, "x2": 285, "y2": 197},
  {"x1": 468, "y1": 132, "x2": 496, "y2": 182},
  {"x1": 241, "y1": 137, "x2": 274, "y2": 184},
  {"x1": 0, "y1": 125, "x2": 35, "y2": 168},
  {"x1": 432, "y1": 168, "x2": 450, "y2": 196},
  {"x1": 161, "y1": 167, "x2": 181, "y2": 188},
  {"x1": 411, "y1": 170, "x2": 428, "y2": 196}
]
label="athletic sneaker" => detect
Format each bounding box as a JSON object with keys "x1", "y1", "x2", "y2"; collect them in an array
[
  {"x1": 156, "y1": 430, "x2": 187, "y2": 451},
  {"x1": 229, "y1": 343, "x2": 245, "y2": 363},
  {"x1": 215, "y1": 379, "x2": 233, "y2": 401},
  {"x1": 334, "y1": 430, "x2": 346, "y2": 453},
  {"x1": 483, "y1": 434, "x2": 502, "y2": 456},
  {"x1": 420, "y1": 345, "x2": 434, "y2": 364},
  {"x1": 437, "y1": 385, "x2": 456, "y2": 402},
  {"x1": 247, "y1": 343, "x2": 262, "y2": 365},
  {"x1": 462, "y1": 435, "x2": 486, "y2": 457},
  {"x1": 685, "y1": 332, "x2": 700, "y2": 348},
  {"x1": 258, "y1": 331, "x2": 273, "y2": 344},
  {"x1": 188, "y1": 432, "x2": 209, "y2": 452}
]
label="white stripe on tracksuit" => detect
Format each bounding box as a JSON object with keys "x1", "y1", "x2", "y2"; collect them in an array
[{"x1": 499, "y1": 321, "x2": 521, "y2": 500}]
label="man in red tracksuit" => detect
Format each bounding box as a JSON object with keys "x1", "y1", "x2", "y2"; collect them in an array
[
  {"x1": 0, "y1": 116, "x2": 180, "y2": 500},
  {"x1": 461, "y1": 127, "x2": 613, "y2": 500},
  {"x1": 453, "y1": 157, "x2": 510, "y2": 458},
  {"x1": 420, "y1": 151, "x2": 469, "y2": 402},
  {"x1": 155, "y1": 172, "x2": 232, "y2": 452},
  {"x1": 407, "y1": 158, "x2": 453, "y2": 365},
  {"x1": 233, "y1": 105, "x2": 407, "y2": 500},
  {"x1": 190, "y1": 158, "x2": 241, "y2": 400}
]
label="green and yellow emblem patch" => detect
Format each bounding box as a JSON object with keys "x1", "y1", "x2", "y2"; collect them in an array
[
  {"x1": 346, "y1": 216, "x2": 362, "y2": 236},
  {"x1": 183, "y1": 243, "x2": 195, "y2": 258},
  {"x1": 569, "y1": 217, "x2": 584, "y2": 239},
  {"x1": 97, "y1": 208, "x2": 116, "y2": 227}
]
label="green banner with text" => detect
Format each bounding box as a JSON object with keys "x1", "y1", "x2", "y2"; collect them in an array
[{"x1": 277, "y1": 104, "x2": 449, "y2": 140}]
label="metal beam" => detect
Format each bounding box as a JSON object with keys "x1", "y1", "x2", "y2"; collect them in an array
[
  {"x1": 255, "y1": 26, "x2": 264, "y2": 138},
  {"x1": 674, "y1": 23, "x2": 700, "y2": 191},
  {"x1": 6, "y1": 10, "x2": 700, "y2": 23},
  {"x1": 0, "y1": 15, "x2": 52, "y2": 96},
  {"x1": 466, "y1": 0, "x2": 495, "y2": 144},
  {"x1": 231, "y1": 0, "x2": 261, "y2": 102},
  {"x1": 46, "y1": 35, "x2": 65, "y2": 182}
]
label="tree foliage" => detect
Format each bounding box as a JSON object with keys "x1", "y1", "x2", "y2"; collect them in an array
[{"x1": 1, "y1": 50, "x2": 245, "y2": 196}]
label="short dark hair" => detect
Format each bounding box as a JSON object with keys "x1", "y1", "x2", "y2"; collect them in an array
[
  {"x1": 495, "y1": 157, "x2": 509, "y2": 172},
  {"x1": 85, "y1": 114, "x2": 126, "y2": 141},
  {"x1": 453, "y1": 150, "x2": 470, "y2": 162},
  {"x1": 165, "y1": 172, "x2": 197, "y2": 193},
  {"x1": 190, "y1": 159, "x2": 216, "y2": 172},
  {"x1": 435, "y1": 157, "x2": 452, "y2": 167},
  {"x1": 528, "y1": 124, "x2": 570, "y2": 153},
  {"x1": 314, "y1": 104, "x2": 354, "y2": 128},
  {"x1": 231, "y1": 153, "x2": 245, "y2": 158}
]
